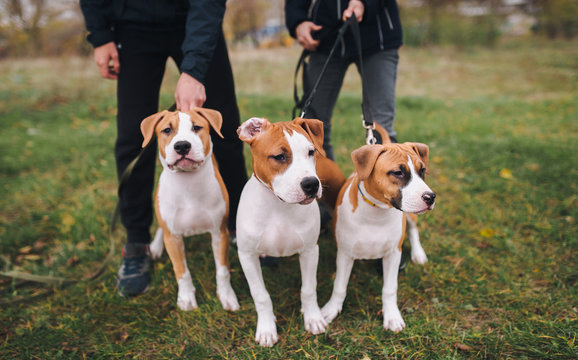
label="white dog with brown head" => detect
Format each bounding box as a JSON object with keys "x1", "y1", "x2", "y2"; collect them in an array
[
  {"x1": 235, "y1": 117, "x2": 341, "y2": 347},
  {"x1": 322, "y1": 142, "x2": 436, "y2": 332},
  {"x1": 140, "y1": 108, "x2": 239, "y2": 313}
]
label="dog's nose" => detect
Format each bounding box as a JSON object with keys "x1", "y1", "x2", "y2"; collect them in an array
[
  {"x1": 174, "y1": 141, "x2": 191, "y2": 155},
  {"x1": 422, "y1": 191, "x2": 436, "y2": 206},
  {"x1": 300, "y1": 177, "x2": 320, "y2": 197}
]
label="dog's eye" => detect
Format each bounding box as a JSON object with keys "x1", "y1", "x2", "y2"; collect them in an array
[
  {"x1": 192, "y1": 125, "x2": 203, "y2": 132},
  {"x1": 389, "y1": 170, "x2": 404, "y2": 178},
  {"x1": 161, "y1": 127, "x2": 172, "y2": 135},
  {"x1": 271, "y1": 154, "x2": 287, "y2": 162},
  {"x1": 308, "y1": 149, "x2": 315, "y2": 157},
  {"x1": 419, "y1": 167, "x2": 426, "y2": 178}
]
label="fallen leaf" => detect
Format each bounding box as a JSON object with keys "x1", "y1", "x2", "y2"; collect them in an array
[
  {"x1": 480, "y1": 228, "x2": 495, "y2": 238},
  {"x1": 61, "y1": 213, "x2": 76, "y2": 232},
  {"x1": 499, "y1": 168, "x2": 514, "y2": 180},
  {"x1": 18, "y1": 246, "x2": 32, "y2": 254},
  {"x1": 455, "y1": 343, "x2": 472, "y2": 351}
]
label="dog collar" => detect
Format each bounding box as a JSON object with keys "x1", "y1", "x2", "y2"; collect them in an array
[{"x1": 357, "y1": 183, "x2": 390, "y2": 209}]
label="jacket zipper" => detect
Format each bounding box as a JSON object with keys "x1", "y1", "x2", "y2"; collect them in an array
[
  {"x1": 376, "y1": 15, "x2": 385, "y2": 50},
  {"x1": 384, "y1": 8, "x2": 394, "y2": 30}
]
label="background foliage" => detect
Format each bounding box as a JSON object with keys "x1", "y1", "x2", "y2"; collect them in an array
[{"x1": 1, "y1": 0, "x2": 578, "y2": 58}]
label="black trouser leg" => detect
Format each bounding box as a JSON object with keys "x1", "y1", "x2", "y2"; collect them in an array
[
  {"x1": 115, "y1": 30, "x2": 169, "y2": 244},
  {"x1": 203, "y1": 32, "x2": 248, "y2": 232}
]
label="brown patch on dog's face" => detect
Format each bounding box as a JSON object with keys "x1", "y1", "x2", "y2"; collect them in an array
[
  {"x1": 238, "y1": 117, "x2": 322, "y2": 190},
  {"x1": 251, "y1": 123, "x2": 292, "y2": 188},
  {"x1": 352, "y1": 144, "x2": 429, "y2": 210}
]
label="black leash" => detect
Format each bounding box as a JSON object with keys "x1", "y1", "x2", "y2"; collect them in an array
[
  {"x1": 292, "y1": 16, "x2": 377, "y2": 145},
  {"x1": 0, "y1": 104, "x2": 176, "y2": 305}
]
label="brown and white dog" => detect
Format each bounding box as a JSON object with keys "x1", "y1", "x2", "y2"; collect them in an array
[
  {"x1": 140, "y1": 109, "x2": 239, "y2": 312},
  {"x1": 235, "y1": 117, "x2": 344, "y2": 347},
  {"x1": 321, "y1": 142, "x2": 436, "y2": 332},
  {"x1": 371, "y1": 123, "x2": 429, "y2": 264}
]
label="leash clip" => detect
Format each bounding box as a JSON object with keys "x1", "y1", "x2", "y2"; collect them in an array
[{"x1": 363, "y1": 120, "x2": 377, "y2": 145}]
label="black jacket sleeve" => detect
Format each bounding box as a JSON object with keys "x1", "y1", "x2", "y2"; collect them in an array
[
  {"x1": 180, "y1": 0, "x2": 227, "y2": 84},
  {"x1": 79, "y1": 0, "x2": 115, "y2": 48},
  {"x1": 285, "y1": 0, "x2": 312, "y2": 38}
]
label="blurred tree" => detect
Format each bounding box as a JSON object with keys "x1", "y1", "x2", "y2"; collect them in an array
[
  {"x1": 0, "y1": 0, "x2": 85, "y2": 57},
  {"x1": 533, "y1": 0, "x2": 578, "y2": 38},
  {"x1": 224, "y1": 0, "x2": 271, "y2": 46},
  {"x1": 2, "y1": 0, "x2": 46, "y2": 55}
]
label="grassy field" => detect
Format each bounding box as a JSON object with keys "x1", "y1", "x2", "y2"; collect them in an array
[{"x1": 0, "y1": 38, "x2": 577, "y2": 359}]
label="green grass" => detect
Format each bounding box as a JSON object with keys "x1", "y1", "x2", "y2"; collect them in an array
[{"x1": 1, "y1": 39, "x2": 577, "y2": 358}]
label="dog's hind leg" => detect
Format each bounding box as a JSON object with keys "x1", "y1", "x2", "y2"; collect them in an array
[
  {"x1": 150, "y1": 228, "x2": 164, "y2": 260},
  {"x1": 210, "y1": 222, "x2": 240, "y2": 311},
  {"x1": 405, "y1": 213, "x2": 427, "y2": 265}
]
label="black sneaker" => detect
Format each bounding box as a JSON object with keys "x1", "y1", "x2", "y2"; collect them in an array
[{"x1": 116, "y1": 243, "x2": 152, "y2": 297}]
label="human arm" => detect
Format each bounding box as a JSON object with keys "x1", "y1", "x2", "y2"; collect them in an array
[
  {"x1": 79, "y1": 0, "x2": 119, "y2": 79},
  {"x1": 175, "y1": 0, "x2": 227, "y2": 111},
  {"x1": 285, "y1": 0, "x2": 323, "y2": 51},
  {"x1": 93, "y1": 41, "x2": 120, "y2": 79}
]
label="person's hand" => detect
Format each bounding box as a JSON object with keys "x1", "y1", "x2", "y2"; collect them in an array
[
  {"x1": 175, "y1": 72, "x2": 206, "y2": 111},
  {"x1": 296, "y1": 21, "x2": 323, "y2": 51},
  {"x1": 93, "y1": 42, "x2": 120, "y2": 80},
  {"x1": 342, "y1": 0, "x2": 365, "y2": 22}
]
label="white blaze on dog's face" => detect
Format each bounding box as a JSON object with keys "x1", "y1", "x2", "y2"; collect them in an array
[
  {"x1": 353, "y1": 143, "x2": 436, "y2": 214},
  {"x1": 238, "y1": 117, "x2": 324, "y2": 204},
  {"x1": 140, "y1": 109, "x2": 224, "y2": 172},
  {"x1": 400, "y1": 154, "x2": 436, "y2": 214}
]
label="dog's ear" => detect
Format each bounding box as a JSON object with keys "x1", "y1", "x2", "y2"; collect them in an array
[
  {"x1": 294, "y1": 117, "x2": 326, "y2": 157},
  {"x1": 237, "y1": 117, "x2": 270, "y2": 144},
  {"x1": 406, "y1": 142, "x2": 430, "y2": 174},
  {"x1": 351, "y1": 145, "x2": 386, "y2": 181},
  {"x1": 141, "y1": 110, "x2": 169, "y2": 148},
  {"x1": 191, "y1": 107, "x2": 224, "y2": 139}
]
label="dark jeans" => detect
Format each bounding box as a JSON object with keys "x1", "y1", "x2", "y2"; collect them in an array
[
  {"x1": 305, "y1": 49, "x2": 399, "y2": 160},
  {"x1": 115, "y1": 27, "x2": 247, "y2": 244}
]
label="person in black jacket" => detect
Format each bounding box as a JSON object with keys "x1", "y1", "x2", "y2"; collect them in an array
[
  {"x1": 286, "y1": 0, "x2": 403, "y2": 159},
  {"x1": 80, "y1": 0, "x2": 248, "y2": 297}
]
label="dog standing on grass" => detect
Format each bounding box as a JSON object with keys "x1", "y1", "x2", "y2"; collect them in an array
[
  {"x1": 235, "y1": 117, "x2": 344, "y2": 347},
  {"x1": 140, "y1": 108, "x2": 239, "y2": 312},
  {"x1": 321, "y1": 142, "x2": 436, "y2": 331}
]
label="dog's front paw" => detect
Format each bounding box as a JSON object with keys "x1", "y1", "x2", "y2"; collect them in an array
[
  {"x1": 255, "y1": 319, "x2": 278, "y2": 347},
  {"x1": 304, "y1": 310, "x2": 328, "y2": 335},
  {"x1": 411, "y1": 247, "x2": 428, "y2": 265},
  {"x1": 177, "y1": 289, "x2": 198, "y2": 311},
  {"x1": 218, "y1": 286, "x2": 240, "y2": 311},
  {"x1": 383, "y1": 306, "x2": 405, "y2": 332},
  {"x1": 321, "y1": 300, "x2": 342, "y2": 324}
]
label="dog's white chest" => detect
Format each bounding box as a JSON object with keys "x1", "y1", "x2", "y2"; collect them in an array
[
  {"x1": 157, "y1": 164, "x2": 226, "y2": 236},
  {"x1": 336, "y1": 184, "x2": 403, "y2": 259},
  {"x1": 237, "y1": 176, "x2": 320, "y2": 256}
]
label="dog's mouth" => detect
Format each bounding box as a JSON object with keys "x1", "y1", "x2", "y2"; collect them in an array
[
  {"x1": 299, "y1": 196, "x2": 316, "y2": 205},
  {"x1": 413, "y1": 203, "x2": 435, "y2": 215},
  {"x1": 168, "y1": 157, "x2": 204, "y2": 171}
]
